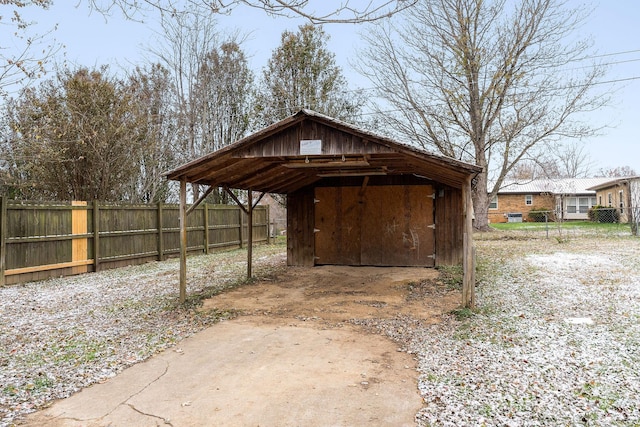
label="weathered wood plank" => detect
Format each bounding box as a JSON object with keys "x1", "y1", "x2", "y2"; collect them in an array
[
  {"x1": 314, "y1": 187, "x2": 362, "y2": 265},
  {"x1": 5, "y1": 259, "x2": 94, "y2": 276},
  {"x1": 287, "y1": 188, "x2": 315, "y2": 266},
  {"x1": 435, "y1": 186, "x2": 463, "y2": 266},
  {"x1": 71, "y1": 201, "x2": 88, "y2": 275},
  {"x1": 361, "y1": 185, "x2": 434, "y2": 267}
]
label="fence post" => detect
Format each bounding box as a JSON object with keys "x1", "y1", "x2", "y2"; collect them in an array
[
  {"x1": 238, "y1": 207, "x2": 244, "y2": 249},
  {"x1": 71, "y1": 201, "x2": 89, "y2": 275},
  {"x1": 204, "y1": 203, "x2": 210, "y2": 255},
  {"x1": 157, "y1": 202, "x2": 164, "y2": 261},
  {"x1": 93, "y1": 201, "x2": 100, "y2": 272},
  {"x1": 0, "y1": 197, "x2": 6, "y2": 286}
]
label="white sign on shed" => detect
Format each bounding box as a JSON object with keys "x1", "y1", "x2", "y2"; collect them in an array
[{"x1": 300, "y1": 139, "x2": 322, "y2": 155}]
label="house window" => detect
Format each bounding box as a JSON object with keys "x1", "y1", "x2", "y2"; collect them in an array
[
  {"x1": 619, "y1": 190, "x2": 624, "y2": 212},
  {"x1": 598, "y1": 195, "x2": 602, "y2": 205},
  {"x1": 489, "y1": 195, "x2": 498, "y2": 209},
  {"x1": 566, "y1": 197, "x2": 577, "y2": 214},
  {"x1": 578, "y1": 197, "x2": 590, "y2": 214},
  {"x1": 525, "y1": 195, "x2": 533, "y2": 206},
  {"x1": 608, "y1": 193, "x2": 612, "y2": 207}
]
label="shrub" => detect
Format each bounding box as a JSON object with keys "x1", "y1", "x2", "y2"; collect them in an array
[
  {"x1": 528, "y1": 207, "x2": 553, "y2": 222},
  {"x1": 588, "y1": 205, "x2": 620, "y2": 223}
]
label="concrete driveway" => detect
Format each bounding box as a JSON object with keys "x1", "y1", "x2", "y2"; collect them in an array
[{"x1": 22, "y1": 317, "x2": 421, "y2": 426}]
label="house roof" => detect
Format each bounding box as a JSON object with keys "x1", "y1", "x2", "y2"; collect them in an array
[
  {"x1": 496, "y1": 178, "x2": 616, "y2": 195},
  {"x1": 586, "y1": 176, "x2": 640, "y2": 191},
  {"x1": 165, "y1": 109, "x2": 482, "y2": 193}
]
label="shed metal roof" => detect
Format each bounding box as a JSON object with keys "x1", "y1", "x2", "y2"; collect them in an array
[{"x1": 166, "y1": 109, "x2": 482, "y2": 193}]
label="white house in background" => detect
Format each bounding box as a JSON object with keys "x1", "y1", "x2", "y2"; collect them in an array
[
  {"x1": 551, "y1": 177, "x2": 616, "y2": 220},
  {"x1": 491, "y1": 177, "x2": 617, "y2": 222}
]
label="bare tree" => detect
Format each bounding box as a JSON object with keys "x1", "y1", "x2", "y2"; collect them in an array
[
  {"x1": 149, "y1": 11, "x2": 220, "y2": 200},
  {"x1": 509, "y1": 142, "x2": 593, "y2": 180},
  {"x1": 556, "y1": 142, "x2": 593, "y2": 178},
  {"x1": 150, "y1": 12, "x2": 255, "y2": 200},
  {"x1": 127, "y1": 63, "x2": 178, "y2": 203},
  {"x1": 85, "y1": 0, "x2": 416, "y2": 23},
  {"x1": 596, "y1": 165, "x2": 638, "y2": 178},
  {"x1": 358, "y1": 0, "x2": 608, "y2": 230},
  {"x1": 1, "y1": 1, "x2": 61, "y2": 97},
  {"x1": 506, "y1": 159, "x2": 557, "y2": 181}
]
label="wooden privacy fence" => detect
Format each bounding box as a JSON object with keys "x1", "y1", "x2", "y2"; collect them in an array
[{"x1": 0, "y1": 198, "x2": 269, "y2": 286}]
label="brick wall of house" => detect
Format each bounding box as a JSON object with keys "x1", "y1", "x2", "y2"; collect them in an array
[
  {"x1": 594, "y1": 184, "x2": 628, "y2": 222},
  {"x1": 488, "y1": 193, "x2": 555, "y2": 223}
]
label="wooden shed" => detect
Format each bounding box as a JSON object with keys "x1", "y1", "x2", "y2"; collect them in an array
[{"x1": 166, "y1": 110, "x2": 481, "y2": 307}]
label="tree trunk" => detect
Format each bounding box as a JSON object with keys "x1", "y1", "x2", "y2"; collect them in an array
[{"x1": 472, "y1": 168, "x2": 491, "y2": 231}]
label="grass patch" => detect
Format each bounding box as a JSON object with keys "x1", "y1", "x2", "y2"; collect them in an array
[
  {"x1": 490, "y1": 221, "x2": 631, "y2": 232},
  {"x1": 436, "y1": 264, "x2": 463, "y2": 290},
  {"x1": 450, "y1": 306, "x2": 475, "y2": 320}
]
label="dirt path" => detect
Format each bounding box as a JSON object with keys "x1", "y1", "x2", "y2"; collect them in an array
[
  {"x1": 23, "y1": 266, "x2": 460, "y2": 426},
  {"x1": 201, "y1": 265, "x2": 460, "y2": 325}
]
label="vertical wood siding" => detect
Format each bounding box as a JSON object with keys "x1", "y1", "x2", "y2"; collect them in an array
[
  {"x1": 435, "y1": 186, "x2": 463, "y2": 266},
  {"x1": 286, "y1": 188, "x2": 315, "y2": 266}
]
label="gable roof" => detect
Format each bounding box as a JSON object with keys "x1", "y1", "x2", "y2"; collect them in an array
[
  {"x1": 166, "y1": 109, "x2": 481, "y2": 193},
  {"x1": 586, "y1": 176, "x2": 640, "y2": 191},
  {"x1": 496, "y1": 178, "x2": 615, "y2": 195}
]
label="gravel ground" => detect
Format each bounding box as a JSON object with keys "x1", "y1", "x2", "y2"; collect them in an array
[
  {"x1": 408, "y1": 232, "x2": 640, "y2": 426},
  {"x1": 0, "y1": 242, "x2": 287, "y2": 427},
  {"x1": 2, "y1": 232, "x2": 640, "y2": 426}
]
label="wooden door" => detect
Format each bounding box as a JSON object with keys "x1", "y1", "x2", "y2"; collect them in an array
[
  {"x1": 314, "y1": 187, "x2": 362, "y2": 265},
  {"x1": 314, "y1": 185, "x2": 435, "y2": 267}
]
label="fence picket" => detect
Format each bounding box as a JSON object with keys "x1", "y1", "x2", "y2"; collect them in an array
[{"x1": 0, "y1": 200, "x2": 268, "y2": 286}]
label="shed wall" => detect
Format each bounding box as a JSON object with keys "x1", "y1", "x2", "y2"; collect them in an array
[
  {"x1": 287, "y1": 188, "x2": 315, "y2": 266},
  {"x1": 240, "y1": 121, "x2": 396, "y2": 158},
  {"x1": 434, "y1": 186, "x2": 464, "y2": 266},
  {"x1": 287, "y1": 182, "x2": 464, "y2": 267}
]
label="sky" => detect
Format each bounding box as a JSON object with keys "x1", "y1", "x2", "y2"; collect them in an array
[{"x1": 9, "y1": 0, "x2": 640, "y2": 175}]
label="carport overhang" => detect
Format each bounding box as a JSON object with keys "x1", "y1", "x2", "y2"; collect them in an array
[{"x1": 166, "y1": 110, "x2": 481, "y2": 307}]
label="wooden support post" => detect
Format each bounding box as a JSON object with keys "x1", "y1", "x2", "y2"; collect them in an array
[
  {"x1": 93, "y1": 201, "x2": 100, "y2": 272},
  {"x1": 204, "y1": 203, "x2": 210, "y2": 255},
  {"x1": 223, "y1": 186, "x2": 258, "y2": 278},
  {"x1": 247, "y1": 189, "x2": 253, "y2": 279},
  {"x1": 462, "y1": 176, "x2": 476, "y2": 308},
  {"x1": 179, "y1": 178, "x2": 187, "y2": 304},
  {"x1": 0, "y1": 197, "x2": 6, "y2": 286},
  {"x1": 238, "y1": 208, "x2": 244, "y2": 249}
]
